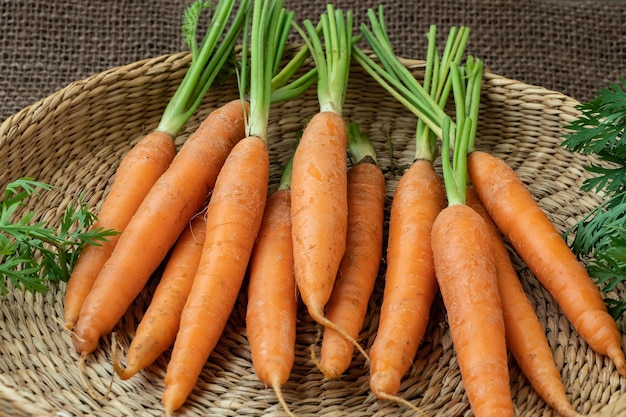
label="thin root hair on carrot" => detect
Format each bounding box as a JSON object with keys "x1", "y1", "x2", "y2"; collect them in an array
[
  {"x1": 77, "y1": 352, "x2": 113, "y2": 401},
  {"x1": 272, "y1": 379, "x2": 296, "y2": 417},
  {"x1": 111, "y1": 332, "x2": 130, "y2": 380},
  {"x1": 376, "y1": 391, "x2": 429, "y2": 417},
  {"x1": 308, "y1": 307, "x2": 370, "y2": 365}
]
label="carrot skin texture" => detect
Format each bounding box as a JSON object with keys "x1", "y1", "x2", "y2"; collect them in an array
[
  {"x1": 432, "y1": 203, "x2": 515, "y2": 417},
  {"x1": 63, "y1": 130, "x2": 176, "y2": 330},
  {"x1": 368, "y1": 159, "x2": 446, "y2": 398},
  {"x1": 291, "y1": 111, "x2": 348, "y2": 319},
  {"x1": 320, "y1": 161, "x2": 386, "y2": 379},
  {"x1": 466, "y1": 186, "x2": 580, "y2": 417},
  {"x1": 114, "y1": 213, "x2": 207, "y2": 380},
  {"x1": 468, "y1": 150, "x2": 626, "y2": 376},
  {"x1": 161, "y1": 135, "x2": 269, "y2": 415},
  {"x1": 71, "y1": 99, "x2": 247, "y2": 354},
  {"x1": 246, "y1": 189, "x2": 297, "y2": 388}
]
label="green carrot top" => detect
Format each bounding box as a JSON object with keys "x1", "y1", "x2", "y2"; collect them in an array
[
  {"x1": 354, "y1": 5, "x2": 469, "y2": 163},
  {"x1": 440, "y1": 56, "x2": 484, "y2": 206},
  {"x1": 158, "y1": 0, "x2": 250, "y2": 137},
  {"x1": 294, "y1": 4, "x2": 354, "y2": 115},
  {"x1": 238, "y1": 0, "x2": 318, "y2": 142}
]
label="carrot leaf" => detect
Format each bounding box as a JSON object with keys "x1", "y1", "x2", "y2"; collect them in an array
[
  {"x1": 240, "y1": 0, "x2": 296, "y2": 142},
  {"x1": 0, "y1": 178, "x2": 118, "y2": 295}
]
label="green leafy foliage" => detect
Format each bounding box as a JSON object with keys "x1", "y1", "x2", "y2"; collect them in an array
[
  {"x1": 562, "y1": 77, "x2": 626, "y2": 318},
  {"x1": 0, "y1": 178, "x2": 118, "y2": 295}
]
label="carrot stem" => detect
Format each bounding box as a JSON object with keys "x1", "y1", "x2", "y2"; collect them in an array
[
  {"x1": 293, "y1": 5, "x2": 353, "y2": 115},
  {"x1": 158, "y1": 0, "x2": 250, "y2": 136},
  {"x1": 355, "y1": 6, "x2": 469, "y2": 162}
]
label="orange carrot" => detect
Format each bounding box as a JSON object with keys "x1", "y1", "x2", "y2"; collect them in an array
[
  {"x1": 161, "y1": 136, "x2": 269, "y2": 415},
  {"x1": 65, "y1": 0, "x2": 250, "y2": 332},
  {"x1": 355, "y1": 15, "x2": 468, "y2": 405},
  {"x1": 246, "y1": 158, "x2": 297, "y2": 416},
  {"x1": 368, "y1": 159, "x2": 445, "y2": 399},
  {"x1": 69, "y1": 0, "x2": 251, "y2": 355},
  {"x1": 432, "y1": 203, "x2": 514, "y2": 417},
  {"x1": 71, "y1": 98, "x2": 247, "y2": 355},
  {"x1": 291, "y1": 110, "x2": 348, "y2": 322},
  {"x1": 63, "y1": 130, "x2": 176, "y2": 330},
  {"x1": 431, "y1": 57, "x2": 514, "y2": 417},
  {"x1": 161, "y1": 1, "x2": 302, "y2": 413},
  {"x1": 466, "y1": 185, "x2": 580, "y2": 417},
  {"x1": 291, "y1": 5, "x2": 369, "y2": 362},
  {"x1": 467, "y1": 149, "x2": 626, "y2": 377},
  {"x1": 320, "y1": 123, "x2": 386, "y2": 379},
  {"x1": 113, "y1": 212, "x2": 207, "y2": 380}
]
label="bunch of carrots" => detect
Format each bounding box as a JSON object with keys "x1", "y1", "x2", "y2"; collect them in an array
[{"x1": 60, "y1": 1, "x2": 626, "y2": 416}]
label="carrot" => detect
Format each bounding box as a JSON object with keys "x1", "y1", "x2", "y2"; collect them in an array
[
  {"x1": 112, "y1": 212, "x2": 207, "y2": 380},
  {"x1": 161, "y1": 135, "x2": 269, "y2": 415},
  {"x1": 161, "y1": 2, "x2": 305, "y2": 413},
  {"x1": 466, "y1": 186, "x2": 580, "y2": 417},
  {"x1": 246, "y1": 156, "x2": 297, "y2": 416},
  {"x1": 63, "y1": 130, "x2": 175, "y2": 330},
  {"x1": 431, "y1": 58, "x2": 515, "y2": 417},
  {"x1": 69, "y1": 0, "x2": 251, "y2": 355},
  {"x1": 71, "y1": 97, "x2": 247, "y2": 355},
  {"x1": 63, "y1": 0, "x2": 242, "y2": 330},
  {"x1": 356, "y1": 10, "x2": 468, "y2": 407},
  {"x1": 467, "y1": 148, "x2": 626, "y2": 377},
  {"x1": 290, "y1": 4, "x2": 371, "y2": 364},
  {"x1": 368, "y1": 158, "x2": 445, "y2": 394},
  {"x1": 432, "y1": 204, "x2": 513, "y2": 417},
  {"x1": 319, "y1": 123, "x2": 386, "y2": 379}
]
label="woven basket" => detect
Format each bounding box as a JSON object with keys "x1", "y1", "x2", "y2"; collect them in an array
[{"x1": 2, "y1": 49, "x2": 626, "y2": 417}]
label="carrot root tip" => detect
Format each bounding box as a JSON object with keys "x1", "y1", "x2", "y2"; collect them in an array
[
  {"x1": 607, "y1": 345, "x2": 626, "y2": 378},
  {"x1": 307, "y1": 306, "x2": 370, "y2": 364},
  {"x1": 272, "y1": 382, "x2": 295, "y2": 417},
  {"x1": 376, "y1": 391, "x2": 429, "y2": 417},
  {"x1": 309, "y1": 345, "x2": 337, "y2": 380},
  {"x1": 111, "y1": 332, "x2": 133, "y2": 380},
  {"x1": 77, "y1": 352, "x2": 113, "y2": 401}
]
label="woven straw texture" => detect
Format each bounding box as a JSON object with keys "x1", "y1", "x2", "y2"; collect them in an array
[
  {"x1": 2, "y1": 48, "x2": 626, "y2": 416},
  {"x1": 2, "y1": 0, "x2": 626, "y2": 123}
]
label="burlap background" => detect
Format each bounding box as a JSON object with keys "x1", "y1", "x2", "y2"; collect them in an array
[{"x1": 1, "y1": 0, "x2": 626, "y2": 123}]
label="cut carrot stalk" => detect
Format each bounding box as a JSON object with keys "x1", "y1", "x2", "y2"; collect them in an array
[
  {"x1": 112, "y1": 212, "x2": 207, "y2": 380},
  {"x1": 466, "y1": 186, "x2": 581, "y2": 417},
  {"x1": 246, "y1": 155, "x2": 297, "y2": 416},
  {"x1": 319, "y1": 123, "x2": 386, "y2": 379},
  {"x1": 467, "y1": 149, "x2": 626, "y2": 377},
  {"x1": 161, "y1": 1, "x2": 308, "y2": 414}
]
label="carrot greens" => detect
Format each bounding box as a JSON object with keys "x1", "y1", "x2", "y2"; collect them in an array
[
  {"x1": 0, "y1": 178, "x2": 117, "y2": 295},
  {"x1": 293, "y1": 4, "x2": 354, "y2": 115},
  {"x1": 158, "y1": 0, "x2": 250, "y2": 137},
  {"x1": 354, "y1": 5, "x2": 469, "y2": 163},
  {"x1": 441, "y1": 57, "x2": 484, "y2": 206},
  {"x1": 562, "y1": 77, "x2": 626, "y2": 318}
]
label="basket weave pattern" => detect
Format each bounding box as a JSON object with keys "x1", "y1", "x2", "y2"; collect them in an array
[{"x1": 1, "y1": 51, "x2": 626, "y2": 417}]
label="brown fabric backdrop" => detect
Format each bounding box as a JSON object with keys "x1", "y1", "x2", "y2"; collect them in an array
[{"x1": 1, "y1": 0, "x2": 625, "y2": 122}]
